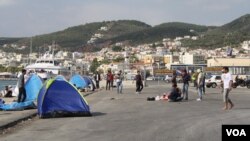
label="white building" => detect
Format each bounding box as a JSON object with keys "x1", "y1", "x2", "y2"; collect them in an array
[
  {"x1": 156, "y1": 47, "x2": 168, "y2": 55},
  {"x1": 93, "y1": 33, "x2": 104, "y2": 38},
  {"x1": 180, "y1": 52, "x2": 205, "y2": 64},
  {"x1": 242, "y1": 40, "x2": 250, "y2": 51},
  {"x1": 100, "y1": 26, "x2": 108, "y2": 31},
  {"x1": 191, "y1": 36, "x2": 198, "y2": 40}
]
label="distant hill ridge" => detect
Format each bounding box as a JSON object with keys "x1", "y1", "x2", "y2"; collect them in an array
[{"x1": 1, "y1": 14, "x2": 250, "y2": 53}]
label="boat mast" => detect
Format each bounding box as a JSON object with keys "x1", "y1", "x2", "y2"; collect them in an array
[
  {"x1": 52, "y1": 41, "x2": 55, "y2": 59},
  {"x1": 29, "y1": 37, "x2": 33, "y2": 64}
]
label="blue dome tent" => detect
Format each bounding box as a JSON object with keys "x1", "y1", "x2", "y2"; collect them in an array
[
  {"x1": 0, "y1": 74, "x2": 43, "y2": 111},
  {"x1": 25, "y1": 74, "x2": 43, "y2": 101},
  {"x1": 55, "y1": 75, "x2": 66, "y2": 80},
  {"x1": 82, "y1": 76, "x2": 91, "y2": 85},
  {"x1": 69, "y1": 74, "x2": 88, "y2": 89},
  {"x1": 37, "y1": 79, "x2": 91, "y2": 118},
  {"x1": 82, "y1": 76, "x2": 96, "y2": 91}
]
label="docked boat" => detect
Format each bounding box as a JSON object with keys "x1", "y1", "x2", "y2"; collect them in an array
[
  {"x1": 0, "y1": 72, "x2": 17, "y2": 80},
  {"x1": 25, "y1": 51, "x2": 70, "y2": 79}
]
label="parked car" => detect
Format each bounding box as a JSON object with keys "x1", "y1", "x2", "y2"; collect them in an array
[
  {"x1": 146, "y1": 76, "x2": 154, "y2": 80},
  {"x1": 165, "y1": 75, "x2": 173, "y2": 83},
  {"x1": 147, "y1": 75, "x2": 165, "y2": 81},
  {"x1": 165, "y1": 75, "x2": 183, "y2": 83},
  {"x1": 154, "y1": 75, "x2": 165, "y2": 81},
  {"x1": 205, "y1": 75, "x2": 222, "y2": 88}
]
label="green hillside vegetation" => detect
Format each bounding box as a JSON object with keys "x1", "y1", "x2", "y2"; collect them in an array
[
  {"x1": 182, "y1": 14, "x2": 250, "y2": 49},
  {"x1": 100, "y1": 20, "x2": 151, "y2": 39},
  {"x1": 0, "y1": 37, "x2": 24, "y2": 46},
  {"x1": 104, "y1": 22, "x2": 212, "y2": 45},
  {"x1": 14, "y1": 20, "x2": 151, "y2": 52},
  {"x1": 2, "y1": 14, "x2": 250, "y2": 52}
]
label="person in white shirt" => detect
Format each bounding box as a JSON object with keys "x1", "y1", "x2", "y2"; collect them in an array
[
  {"x1": 221, "y1": 67, "x2": 234, "y2": 110},
  {"x1": 196, "y1": 69, "x2": 204, "y2": 101}
]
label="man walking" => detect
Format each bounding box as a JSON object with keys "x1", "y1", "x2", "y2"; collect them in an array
[
  {"x1": 196, "y1": 69, "x2": 204, "y2": 101},
  {"x1": 116, "y1": 70, "x2": 124, "y2": 94},
  {"x1": 135, "y1": 70, "x2": 143, "y2": 94},
  {"x1": 221, "y1": 67, "x2": 234, "y2": 110},
  {"x1": 17, "y1": 69, "x2": 27, "y2": 103}
]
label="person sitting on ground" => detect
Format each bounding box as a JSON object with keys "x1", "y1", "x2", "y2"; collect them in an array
[
  {"x1": 167, "y1": 84, "x2": 183, "y2": 102},
  {"x1": 147, "y1": 85, "x2": 183, "y2": 101},
  {"x1": 4, "y1": 85, "x2": 13, "y2": 97}
]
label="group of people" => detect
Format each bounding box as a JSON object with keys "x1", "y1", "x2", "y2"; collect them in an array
[
  {"x1": 94, "y1": 66, "x2": 234, "y2": 110},
  {"x1": 93, "y1": 70, "x2": 144, "y2": 94},
  {"x1": 163, "y1": 67, "x2": 234, "y2": 110},
  {"x1": 94, "y1": 70, "x2": 124, "y2": 94}
]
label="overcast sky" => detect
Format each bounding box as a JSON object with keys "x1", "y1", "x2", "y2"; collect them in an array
[{"x1": 0, "y1": 0, "x2": 249, "y2": 37}]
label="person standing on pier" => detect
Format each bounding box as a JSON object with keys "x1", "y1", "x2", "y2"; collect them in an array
[
  {"x1": 135, "y1": 70, "x2": 143, "y2": 94},
  {"x1": 171, "y1": 70, "x2": 177, "y2": 86},
  {"x1": 116, "y1": 70, "x2": 124, "y2": 94},
  {"x1": 182, "y1": 69, "x2": 190, "y2": 100},
  {"x1": 106, "y1": 70, "x2": 112, "y2": 90},
  {"x1": 221, "y1": 67, "x2": 234, "y2": 110},
  {"x1": 196, "y1": 69, "x2": 204, "y2": 101},
  {"x1": 94, "y1": 71, "x2": 101, "y2": 89},
  {"x1": 17, "y1": 69, "x2": 27, "y2": 102}
]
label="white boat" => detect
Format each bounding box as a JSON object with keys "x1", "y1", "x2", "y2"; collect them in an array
[
  {"x1": 0, "y1": 72, "x2": 17, "y2": 80},
  {"x1": 25, "y1": 51, "x2": 69, "y2": 79}
]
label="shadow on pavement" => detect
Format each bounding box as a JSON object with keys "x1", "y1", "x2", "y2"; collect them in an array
[{"x1": 91, "y1": 112, "x2": 107, "y2": 117}]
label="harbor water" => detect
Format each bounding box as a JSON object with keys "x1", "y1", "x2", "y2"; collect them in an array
[{"x1": 0, "y1": 80, "x2": 17, "y2": 91}]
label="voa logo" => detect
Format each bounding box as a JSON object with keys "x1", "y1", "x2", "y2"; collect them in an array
[{"x1": 226, "y1": 129, "x2": 246, "y2": 136}]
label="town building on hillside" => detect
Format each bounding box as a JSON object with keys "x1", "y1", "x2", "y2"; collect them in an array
[
  {"x1": 156, "y1": 47, "x2": 168, "y2": 55},
  {"x1": 242, "y1": 40, "x2": 250, "y2": 50},
  {"x1": 99, "y1": 26, "x2": 108, "y2": 31},
  {"x1": 163, "y1": 54, "x2": 180, "y2": 64},
  {"x1": 180, "y1": 52, "x2": 205, "y2": 64}
]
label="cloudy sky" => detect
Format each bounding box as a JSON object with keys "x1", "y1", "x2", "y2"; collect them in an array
[{"x1": 0, "y1": 0, "x2": 249, "y2": 37}]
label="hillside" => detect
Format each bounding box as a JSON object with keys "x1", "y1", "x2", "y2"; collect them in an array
[
  {"x1": 182, "y1": 14, "x2": 250, "y2": 49},
  {"x1": 3, "y1": 20, "x2": 151, "y2": 53},
  {"x1": 1, "y1": 14, "x2": 250, "y2": 52},
  {"x1": 1, "y1": 21, "x2": 211, "y2": 52},
  {"x1": 0, "y1": 37, "x2": 24, "y2": 46},
  {"x1": 103, "y1": 22, "x2": 212, "y2": 45}
]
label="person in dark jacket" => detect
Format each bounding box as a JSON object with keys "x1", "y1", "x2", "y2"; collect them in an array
[
  {"x1": 106, "y1": 70, "x2": 112, "y2": 90},
  {"x1": 182, "y1": 69, "x2": 190, "y2": 100},
  {"x1": 171, "y1": 70, "x2": 177, "y2": 85},
  {"x1": 94, "y1": 71, "x2": 101, "y2": 89},
  {"x1": 135, "y1": 70, "x2": 143, "y2": 94},
  {"x1": 17, "y1": 69, "x2": 27, "y2": 102},
  {"x1": 168, "y1": 84, "x2": 183, "y2": 102}
]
